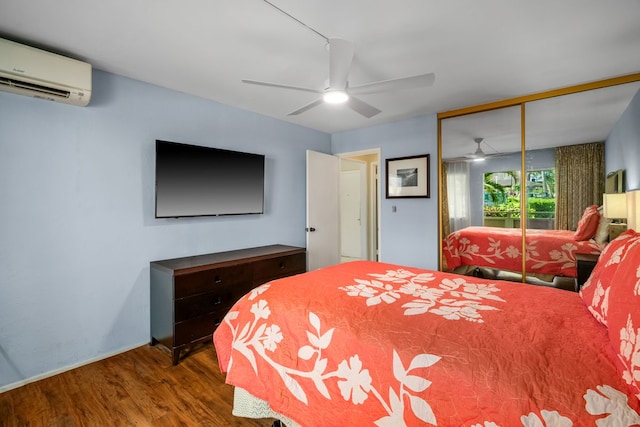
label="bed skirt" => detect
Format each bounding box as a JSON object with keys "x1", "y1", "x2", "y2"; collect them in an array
[{"x1": 233, "y1": 387, "x2": 301, "y2": 427}]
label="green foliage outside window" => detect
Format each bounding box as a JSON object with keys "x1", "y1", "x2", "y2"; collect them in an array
[
  {"x1": 527, "y1": 198, "x2": 555, "y2": 218},
  {"x1": 483, "y1": 169, "x2": 555, "y2": 219},
  {"x1": 484, "y1": 197, "x2": 535, "y2": 218}
]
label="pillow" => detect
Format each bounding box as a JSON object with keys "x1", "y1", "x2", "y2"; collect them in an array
[
  {"x1": 574, "y1": 204, "x2": 601, "y2": 241},
  {"x1": 579, "y1": 229, "x2": 639, "y2": 326},
  {"x1": 604, "y1": 233, "x2": 640, "y2": 396},
  {"x1": 595, "y1": 206, "x2": 611, "y2": 245}
]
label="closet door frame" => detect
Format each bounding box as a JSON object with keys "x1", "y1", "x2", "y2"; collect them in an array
[{"x1": 437, "y1": 73, "x2": 640, "y2": 278}]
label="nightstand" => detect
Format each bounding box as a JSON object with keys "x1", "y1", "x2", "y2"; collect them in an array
[
  {"x1": 609, "y1": 223, "x2": 627, "y2": 241},
  {"x1": 575, "y1": 252, "x2": 599, "y2": 290}
]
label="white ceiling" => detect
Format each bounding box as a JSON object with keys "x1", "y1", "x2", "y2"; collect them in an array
[
  {"x1": 441, "y1": 81, "x2": 640, "y2": 159},
  {"x1": 1, "y1": 0, "x2": 639, "y2": 135}
]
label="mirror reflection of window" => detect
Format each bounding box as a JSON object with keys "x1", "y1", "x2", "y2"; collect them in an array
[
  {"x1": 483, "y1": 170, "x2": 520, "y2": 228},
  {"x1": 526, "y1": 169, "x2": 556, "y2": 230},
  {"x1": 482, "y1": 169, "x2": 556, "y2": 230}
]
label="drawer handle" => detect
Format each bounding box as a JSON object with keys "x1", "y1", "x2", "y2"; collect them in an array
[
  {"x1": 214, "y1": 275, "x2": 222, "y2": 283},
  {"x1": 213, "y1": 296, "x2": 222, "y2": 305},
  {"x1": 279, "y1": 262, "x2": 285, "y2": 269}
]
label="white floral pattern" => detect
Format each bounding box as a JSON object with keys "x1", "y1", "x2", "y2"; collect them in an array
[
  {"x1": 217, "y1": 263, "x2": 640, "y2": 427},
  {"x1": 584, "y1": 385, "x2": 640, "y2": 426},
  {"x1": 443, "y1": 226, "x2": 602, "y2": 276},
  {"x1": 340, "y1": 268, "x2": 504, "y2": 323},
  {"x1": 619, "y1": 315, "x2": 640, "y2": 393},
  {"x1": 444, "y1": 234, "x2": 520, "y2": 265},
  {"x1": 248, "y1": 283, "x2": 270, "y2": 300},
  {"x1": 473, "y1": 392, "x2": 640, "y2": 427},
  {"x1": 225, "y1": 301, "x2": 441, "y2": 426},
  {"x1": 529, "y1": 241, "x2": 577, "y2": 271},
  {"x1": 606, "y1": 246, "x2": 626, "y2": 267},
  {"x1": 521, "y1": 410, "x2": 572, "y2": 427},
  {"x1": 336, "y1": 355, "x2": 371, "y2": 404},
  {"x1": 586, "y1": 280, "x2": 610, "y2": 325}
]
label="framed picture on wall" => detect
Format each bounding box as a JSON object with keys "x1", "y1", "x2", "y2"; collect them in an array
[{"x1": 386, "y1": 154, "x2": 430, "y2": 198}]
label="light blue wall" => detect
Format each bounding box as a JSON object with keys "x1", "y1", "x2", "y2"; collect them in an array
[
  {"x1": 332, "y1": 115, "x2": 439, "y2": 270},
  {"x1": 606, "y1": 88, "x2": 640, "y2": 190},
  {"x1": 0, "y1": 70, "x2": 330, "y2": 389}
]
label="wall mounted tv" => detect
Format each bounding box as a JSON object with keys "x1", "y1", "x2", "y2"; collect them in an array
[{"x1": 155, "y1": 140, "x2": 265, "y2": 218}]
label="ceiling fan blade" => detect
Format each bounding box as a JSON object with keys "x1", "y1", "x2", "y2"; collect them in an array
[
  {"x1": 287, "y1": 98, "x2": 324, "y2": 116},
  {"x1": 242, "y1": 79, "x2": 321, "y2": 94},
  {"x1": 349, "y1": 73, "x2": 435, "y2": 96},
  {"x1": 443, "y1": 156, "x2": 473, "y2": 163},
  {"x1": 328, "y1": 38, "x2": 355, "y2": 90},
  {"x1": 347, "y1": 95, "x2": 382, "y2": 118}
]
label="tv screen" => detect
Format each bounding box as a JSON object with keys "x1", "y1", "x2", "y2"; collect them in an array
[{"x1": 155, "y1": 140, "x2": 265, "y2": 218}]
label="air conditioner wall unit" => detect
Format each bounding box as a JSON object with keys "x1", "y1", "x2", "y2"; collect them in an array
[{"x1": 0, "y1": 38, "x2": 92, "y2": 107}]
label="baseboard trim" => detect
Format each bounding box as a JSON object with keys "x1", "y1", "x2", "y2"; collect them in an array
[{"x1": 0, "y1": 341, "x2": 149, "y2": 393}]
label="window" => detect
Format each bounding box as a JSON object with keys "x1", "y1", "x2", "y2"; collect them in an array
[{"x1": 483, "y1": 169, "x2": 555, "y2": 229}]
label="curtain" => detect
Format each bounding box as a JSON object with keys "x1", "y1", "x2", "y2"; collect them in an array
[
  {"x1": 442, "y1": 163, "x2": 450, "y2": 237},
  {"x1": 445, "y1": 161, "x2": 471, "y2": 233},
  {"x1": 555, "y1": 142, "x2": 605, "y2": 230}
]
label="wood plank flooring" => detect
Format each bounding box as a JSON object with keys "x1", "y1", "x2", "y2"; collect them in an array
[{"x1": 0, "y1": 343, "x2": 275, "y2": 426}]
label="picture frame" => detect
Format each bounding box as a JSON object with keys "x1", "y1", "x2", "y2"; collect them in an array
[{"x1": 385, "y1": 154, "x2": 430, "y2": 198}]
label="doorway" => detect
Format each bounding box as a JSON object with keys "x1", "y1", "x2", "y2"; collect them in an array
[{"x1": 338, "y1": 149, "x2": 381, "y2": 262}]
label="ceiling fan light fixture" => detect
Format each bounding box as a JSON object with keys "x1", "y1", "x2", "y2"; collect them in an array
[{"x1": 323, "y1": 90, "x2": 349, "y2": 104}]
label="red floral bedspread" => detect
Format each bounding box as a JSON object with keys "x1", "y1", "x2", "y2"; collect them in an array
[
  {"x1": 443, "y1": 226, "x2": 603, "y2": 277},
  {"x1": 214, "y1": 260, "x2": 639, "y2": 427}
]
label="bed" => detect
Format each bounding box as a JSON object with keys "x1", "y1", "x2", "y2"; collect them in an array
[
  {"x1": 213, "y1": 229, "x2": 640, "y2": 426},
  {"x1": 443, "y1": 205, "x2": 606, "y2": 280},
  {"x1": 442, "y1": 226, "x2": 603, "y2": 278}
]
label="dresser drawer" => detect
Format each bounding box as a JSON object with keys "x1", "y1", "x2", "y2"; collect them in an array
[
  {"x1": 253, "y1": 252, "x2": 306, "y2": 284},
  {"x1": 151, "y1": 245, "x2": 306, "y2": 364},
  {"x1": 174, "y1": 265, "x2": 251, "y2": 298},
  {"x1": 175, "y1": 285, "x2": 249, "y2": 322},
  {"x1": 174, "y1": 310, "x2": 228, "y2": 346}
]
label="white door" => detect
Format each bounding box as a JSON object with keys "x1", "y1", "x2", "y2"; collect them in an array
[
  {"x1": 306, "y1": 150, "x2": 340, "y2": 271},
  {"x1": 340, "y1": 160, "x2": 368, "y2": 261},
  {"x1": 340, "y1": 170, "x2": 361, "y2": 260}
]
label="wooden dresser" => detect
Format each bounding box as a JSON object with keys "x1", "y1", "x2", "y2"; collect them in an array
[{"x1": 150, "y1": 244, "x2": 306, "y2": 364}]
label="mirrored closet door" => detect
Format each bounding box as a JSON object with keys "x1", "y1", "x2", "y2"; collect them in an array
[
  {"x1": 440, "y1": 106, "x2": 523, "y2": 279},
  {"x1": 438, "y1": 75, "x2": 640, "y2": 285}
]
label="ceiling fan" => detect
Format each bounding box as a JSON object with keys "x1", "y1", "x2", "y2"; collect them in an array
[
  {"x1": 241, "y1": 38, "x2": 435, "y2": 118},
  {"x1": 445, "y1": 138, "x2": 504, "y2": 162},
  {"x1": 470, "y1": 137, "x2": 488, "y2": 160}
]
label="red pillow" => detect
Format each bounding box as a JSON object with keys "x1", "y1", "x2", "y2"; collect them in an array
[
  {"x1": 604, "y1": 233, "x2": 640, "y2": 396},
  {"x1": 579, "y1": 230, "x2": 639, "y2": 326},
  {"x1": 574, "y1": 204, "x2": 601, "y2": 241}
]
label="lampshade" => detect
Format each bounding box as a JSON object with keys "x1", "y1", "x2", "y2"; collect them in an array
[
  {"x1": 627, "y1": 190, "x2": 640, "y2": 231},
  {"x1": 603, "y1": 193, "x2": 627, "y2": 220}
]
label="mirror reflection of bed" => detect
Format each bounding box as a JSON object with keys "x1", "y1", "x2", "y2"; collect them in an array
[{"x1": 439, "y1": 79, "x2": 640, "y2": 289}]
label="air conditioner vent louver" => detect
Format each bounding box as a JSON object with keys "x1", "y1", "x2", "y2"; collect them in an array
[
  {"x1": 0, "y1": 76, "x2": 71, "y2": 99},
  {"x1": 0, "y1": 38, "x2": 91, "y2": 106}
]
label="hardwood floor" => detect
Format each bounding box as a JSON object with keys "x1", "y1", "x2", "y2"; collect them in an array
[{"x1": 0, "y1": 343, "x2": 275, "y2": 426}]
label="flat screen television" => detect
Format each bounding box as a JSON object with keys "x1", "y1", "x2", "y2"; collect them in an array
[{"x1": 155, "y1": 140, "x2": 265, "y2": 218}]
